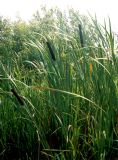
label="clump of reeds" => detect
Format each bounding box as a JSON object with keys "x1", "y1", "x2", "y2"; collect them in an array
[{"x1": 0, "y1": 8, "x2": 118, "y2": 160}]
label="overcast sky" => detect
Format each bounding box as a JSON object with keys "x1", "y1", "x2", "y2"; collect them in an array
[{"x1": 0, "y1": 0, "x2": 118, "y2": 32}]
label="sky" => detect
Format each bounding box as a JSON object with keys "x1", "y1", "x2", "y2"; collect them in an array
[{"x1": 0, "y1": 0, "x2": 118, "y2": 32}]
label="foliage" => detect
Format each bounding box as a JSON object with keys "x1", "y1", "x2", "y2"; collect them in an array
[{"x1": 0, "y1": 7, "x2": 118, "y2": 160}]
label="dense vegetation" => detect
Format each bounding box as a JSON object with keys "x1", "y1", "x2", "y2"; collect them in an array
[{"x1": 0, "y1": 7, "x2": 118, "y2": 160}]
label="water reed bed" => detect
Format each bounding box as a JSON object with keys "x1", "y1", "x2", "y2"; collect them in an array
[{"x1": 0, "y1": 8, "x2": 118, "y2": 160}]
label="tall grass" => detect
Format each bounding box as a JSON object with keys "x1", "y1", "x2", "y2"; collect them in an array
[{"x1": 0, "y1": 8, "x2": 118, "y2": 160}]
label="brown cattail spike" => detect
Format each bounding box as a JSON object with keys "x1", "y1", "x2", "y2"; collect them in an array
[
  {"x1": 11, "y1": 88, "x2": 24, "y2": 105},
  {"x1": 46, "y1": 41, "x2": 56, "y2": 61},
  {"x1": 79, "y1": 24, "x2": 84, "y2": 48}
]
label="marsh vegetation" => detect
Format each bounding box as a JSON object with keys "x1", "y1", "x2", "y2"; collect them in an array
[{"x1": 0, "y1": 7, "x2": 118, "y2": 160}]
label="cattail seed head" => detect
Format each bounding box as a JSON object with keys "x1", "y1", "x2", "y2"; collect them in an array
[
  {"x1": 46, "y1": 41, "x2": 56, "y2": 61},
  {"x1": 11, "y1": 88, "x2": 24, "y2": 105},
  {"x1": 79, "y1": 24, "x2": 84, "y2": 48}
]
